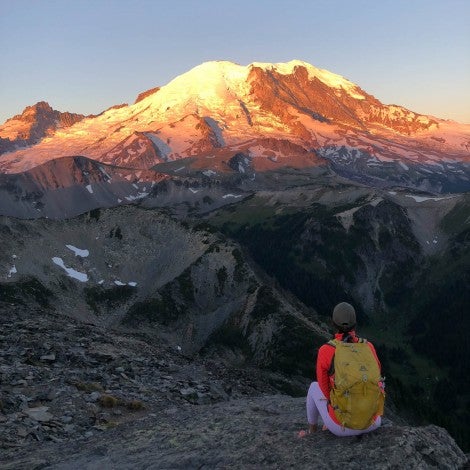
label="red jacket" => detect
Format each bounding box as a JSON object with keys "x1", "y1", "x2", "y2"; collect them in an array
[{"x1": 316, "y1": 331, "x2": 381, "y2": 425}]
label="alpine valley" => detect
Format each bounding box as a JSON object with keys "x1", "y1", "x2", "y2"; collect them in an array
[{"x1": 1, "y1": 60, "x2": 469, "y2": 467}]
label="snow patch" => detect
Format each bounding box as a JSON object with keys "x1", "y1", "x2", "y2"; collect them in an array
[
  {"x1": 99, "y1": 166, "x2": 111, "y2": 180},
  {"x1": 336, "y1": 206, "x2": 362, "y2": 231},
  {"x1": 222, "y1": 194, "x2": 243, "y2": 199},
  {"x1": 7, "y1": 265, "x2": 17, "y2": 278},
  {"x1": 203, "y1": 117, "x2": 225, "y2": 146},
  {"x1": 398, "y1": 161, "x2": 409, "y2": 171},
  {"x1": 66, "y1": 245, "x2": 89, "y2": 258},
  {"x1": 406, "y1": 195, "x2": 453, "y2": 203},
  {"x1": 114, "y1": 280, "x2": 126, "y2": 286},
  {"x1": 52, "y1": 257, "x2": 88, "y2": 282},
  {"x1": 145, "y1": 133, "x2": 172, "y2": 161},
  {"x1": 85, "y1": 185, "x2": 93, "y2": 194},
  {"x1": 189, "y1": 188, "x2": 199, "y2": 194},
  {"x1": 128, "y1": 282, "x2": 137, "y2": 287},
  {"x1": 202, "y1": 169, "x2": 217, "y2": 177},
  {"x1": 125, "y1": 192, "x2": 149, "y2": 201}
]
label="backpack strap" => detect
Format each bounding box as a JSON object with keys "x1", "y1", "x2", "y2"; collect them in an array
[
  {"x1": 342, "y1": 333, "x2": 368, "y2": 343},
  {"x1": 327, "y1": 339, "x2": 338, "y2": 376}
]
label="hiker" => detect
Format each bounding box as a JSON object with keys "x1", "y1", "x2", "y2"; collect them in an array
[{"x1": 306, "y1": 302, "x2": 384, "y2": 436}]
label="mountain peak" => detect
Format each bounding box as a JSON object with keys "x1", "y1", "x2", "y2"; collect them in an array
[
  {"x1": 1, "y1": 59, "x2": 468, "y2": 175},
  {"x1": 135, "y1": 58, "x2": 367, "y2": 121},
  {"x1": 27, "y1": 100, "x2": 53, "y2": 111},
  {"x1": 161, "y1": 60, "x2": 249, "y2": 95},
  {"x1": 8, "y1": 101, "x2": 54, "y2": 122},
  {"x1": 0, "y1": 101, "x2": 86, "y2": 154},
  {"x1": 163, "y1": 60, "x2": 366, "y2": 101}
]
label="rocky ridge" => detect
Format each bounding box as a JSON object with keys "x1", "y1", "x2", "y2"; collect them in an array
[
  {"x1": 0, "y1": 306, "x2": 277, "y2": 465},
  {"x1": 0, "y1": 155, "x2": 171, "y2": 219},
  {"x1": 0, "y1": 308, "x2": 467, "y2": 469},
  {"x1": 0, "y1": 102, "x2": 86, "y2": 154},
  {"x1": 134, "y1": 86, "x2": 160, "y2": 104}
]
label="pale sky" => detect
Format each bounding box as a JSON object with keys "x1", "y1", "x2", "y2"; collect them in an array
[{"x1": 1, "y1": 0, "x2": 469, "y2": 124}]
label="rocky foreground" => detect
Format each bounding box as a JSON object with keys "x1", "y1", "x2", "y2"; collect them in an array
[{"x1": 0, "y1": 308, "x2": 467, "y2": 469}]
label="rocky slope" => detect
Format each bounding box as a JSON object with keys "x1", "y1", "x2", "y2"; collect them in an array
[
  {"x1": 0, "y1": 102, "x2": 86, "y2": 154},
  {"x1": 0, "y1": 155, "x2": 172, "y2": 219},
  {"x1": 0, "y1": 308, "x2": 467, "y2": 470},
  {"x1": 209, "y1": 184, "x2": 463, "y2": 312},
  {"x1": 0, "y1": 204, "x2": 326, "y2": 377},
  {"x1": 1, "y1": 149, "x2": 467, "y2": 221}
]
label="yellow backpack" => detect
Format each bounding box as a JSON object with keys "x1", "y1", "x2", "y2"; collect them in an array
[{"x1": 328, "y1": 338, "x2": 385, "y2": 430}]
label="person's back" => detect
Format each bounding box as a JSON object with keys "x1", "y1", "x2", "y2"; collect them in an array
[{"x1": 306, "y1": 302, "x2": 384, "y2": 436}]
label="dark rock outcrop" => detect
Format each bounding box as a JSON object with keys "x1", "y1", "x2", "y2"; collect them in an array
[
  {"x1": 0, "y1": 308, "x2": 466, "y2": 470},
  {"x1": 134, "y1": 86, "x2": 160, "y2": 103}
]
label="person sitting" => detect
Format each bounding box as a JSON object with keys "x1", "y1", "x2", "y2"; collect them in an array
[{"x1": 306, "y1": 302, "x2": 384, "y2": 436}]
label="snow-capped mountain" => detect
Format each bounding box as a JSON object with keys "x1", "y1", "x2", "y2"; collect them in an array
[{"x1": 0, "y1": 60, "x2": 469, "y2": 192}]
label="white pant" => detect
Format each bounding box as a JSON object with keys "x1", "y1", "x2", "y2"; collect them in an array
[{"x1": 306, "y1": 381, "x2": 381, "y2": 436}]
